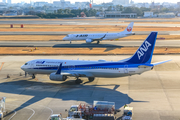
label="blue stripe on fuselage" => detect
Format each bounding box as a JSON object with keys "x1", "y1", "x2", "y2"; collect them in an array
[{"x1": 30, "y1": 62, "x2": 153, "y2": 70}]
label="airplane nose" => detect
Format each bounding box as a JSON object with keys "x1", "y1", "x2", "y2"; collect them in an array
[
  {"x1": 21, "y1": 65, "x2": 25, "y2": 71},
  {"x1": 63, "y1": 37, "x2": 66, "y2": 41}
]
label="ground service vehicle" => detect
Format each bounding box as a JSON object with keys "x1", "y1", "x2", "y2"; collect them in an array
[
  {"x1": 68, "y1": 101, "x2": 116, "y2": 120},
  {"x1": 122, "y1": 107, "x2": 133, "y2": 120}
]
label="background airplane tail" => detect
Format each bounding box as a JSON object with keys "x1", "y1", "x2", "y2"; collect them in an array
[
  {"x1": 126, "y1": 32, "x2": 158, "y2": 64},
  {"x1": 121, "y1": 22, "x2": 134, "y2": 34}
]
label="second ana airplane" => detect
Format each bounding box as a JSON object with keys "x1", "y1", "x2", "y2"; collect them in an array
[
  {"x1": 21, "y1": 32, "x2": 170, "y2": 84},
  {"x1": 63, "y1": 22, "x2": 135, "y2": 44}
]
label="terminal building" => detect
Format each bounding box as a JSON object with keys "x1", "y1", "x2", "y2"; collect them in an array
[
  {"x1": 157, "y1": 13, "x2": 175, "y2": 18},
  {"x1": 104, "y1": 11, "x2": 137, "y2": 18},
  {"x1": 143, "y1": 11, "x2": 175, "y2": 18},
  {"x1": 144, "y1": 11, "x2": 154, "y2": 17}
]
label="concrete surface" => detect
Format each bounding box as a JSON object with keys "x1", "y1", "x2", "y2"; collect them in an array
[
  {"x1": 0, "y1": 55, "x2": 179, "y2": 120},
  {"x1": 0, "y1": 40, "x2": 180, "y2": 48},
  {"x1": 0, "y1": 19, "x2": 180, "y2": 27},
  {"x1": 0, "y1": 31, "x2": 179, "y2": 35}
]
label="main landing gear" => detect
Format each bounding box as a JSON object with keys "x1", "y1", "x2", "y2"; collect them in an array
[
  {"x1": 75, "y1": 77, "x2": 95, "y2": 84},
  {"x1": 88, "y1": 77, "x2": 95, "y2": 82},
  {"x1": 97, "y1": 41, "x2": 100, "y2": 44},
  {"x1": 32, "y1": 74, "x2": 35, "y2": 79},
  {"x1": 75, "y1": 78, "x2": 82, "y2": 84}
]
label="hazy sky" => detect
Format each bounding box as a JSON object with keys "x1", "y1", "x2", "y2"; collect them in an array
[{"x1": 3, "y1": 0, "x2": 180, "y2": 4}]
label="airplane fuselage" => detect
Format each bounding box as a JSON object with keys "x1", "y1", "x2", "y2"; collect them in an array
[
  {"x1": 21, "y1": 59, "x2": 152, "y2": 78},
  {"x1": 63, "y1": 33, "x2": 129, "y2": 41}
]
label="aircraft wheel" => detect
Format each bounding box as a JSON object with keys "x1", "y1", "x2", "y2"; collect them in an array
[
  {"x1": 32, "y1": 74, "x2": 35, "y2": 79},
  {"x1": 88, "y1": 77, "x2": 95, "y2": 82},
  {"x1": 75, "y1": 79, "x2": 82, "y2": 84}
]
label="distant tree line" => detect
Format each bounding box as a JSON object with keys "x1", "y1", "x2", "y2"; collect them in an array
[
  {"x1": 122, "y1": 7, "x2": 151, "y2": 16},
  {"x1": 106, "y1": 5, "x2": 151, "y2": 16},
  {"x1": 36, "y1": 8, "x2": 97, "y2": 18}
]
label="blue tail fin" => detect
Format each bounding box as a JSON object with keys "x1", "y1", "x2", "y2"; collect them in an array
[{"x1": 127, "y1": 32, "x2": 158, "y2": 64}]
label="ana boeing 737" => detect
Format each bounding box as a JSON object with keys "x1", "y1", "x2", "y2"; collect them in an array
[
  {"x1": 63, "y1": 22, "x2": 135, "y2": 44},
  {"x1": 21, "y1": 32, "x2": 171, "y2": 84}
]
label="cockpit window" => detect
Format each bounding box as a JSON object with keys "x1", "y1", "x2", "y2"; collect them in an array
[
  {"x1": 66, "y1": 35, "x2": 69, "y2": 37},
  {"x1": 25, "y1": 63, "x2": 28, "y2": 65}
]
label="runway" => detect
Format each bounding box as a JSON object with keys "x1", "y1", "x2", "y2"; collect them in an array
[
  {"x1": 0, "y1": 31, "x2": 179, "y2": 35},
  {"x1": 0, "y1": 55, "x2": 180, "y2": 120},
  {"x1": 0, "y1": 40, "x2": 180, "y2": 47},
  {"x1": 1, "y1": 19, "x2": 180, "y2": 27}
]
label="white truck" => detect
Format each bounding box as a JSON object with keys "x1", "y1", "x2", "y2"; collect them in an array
[{"x1": 50, "y1": 113, "x2": 85, "y2": 120}]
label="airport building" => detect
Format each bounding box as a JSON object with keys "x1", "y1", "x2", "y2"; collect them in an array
[
  {"x1": 157, "y1": 12, "x2": 175, "y2": 18},
  {"x1": 144, "y1": 11, "x2": 153, "y2": 17},
  {"x1": 104, "y1": 11, "x2": 137, "y2": 18}
]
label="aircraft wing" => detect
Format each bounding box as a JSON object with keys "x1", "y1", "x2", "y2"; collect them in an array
[
  {"x1": 92, "y1": 34, "x2": 106, "y2": 41},
  {"x1": 55, "y1": 63, "x2": 94, "y2": 77},
  {"x1": 61, "y1": 72, "x2": 94, "y2": 77}
]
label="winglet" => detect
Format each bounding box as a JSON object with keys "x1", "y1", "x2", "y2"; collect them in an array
[
  {"x1": 56, "y1": 63, "x2": 62, "y2": 74},
  {"x1": 152, "y1": 60, "x2": 172, "y2": 66}
]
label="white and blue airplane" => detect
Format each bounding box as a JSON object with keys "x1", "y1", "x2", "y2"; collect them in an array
[
  {"x1": 21, "y1": 32, "x2": 171, "y2": 84},
  {"x1": 62, "y1": 22, "x2": 135, "y2": 44}
]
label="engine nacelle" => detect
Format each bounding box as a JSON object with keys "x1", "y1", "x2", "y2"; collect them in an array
[
  {"x1": 49, "y1": 73, "x2": 67, "y2": 81},
  {"x1": 86, "y1": 39, "x2": 93, "y2": 44}
]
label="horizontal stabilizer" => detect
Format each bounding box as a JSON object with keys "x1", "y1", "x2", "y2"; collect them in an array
[{"x1": 152, "y1": 60, "x2": 172, "y2": 66}]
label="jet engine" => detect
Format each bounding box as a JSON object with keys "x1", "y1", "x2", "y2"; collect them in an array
[
  {"x1": 49, "y1": 73, "x2": 67, "y2": 81},
  {"x1": 86, "y1": 39, "x2": 93, "y2": 43}
]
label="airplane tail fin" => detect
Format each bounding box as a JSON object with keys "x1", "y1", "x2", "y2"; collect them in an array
[
  {"x1": 126, "y1": 32, "x2": 158, "y2": 64},
  {"x1": 121, "y1": 22, "x2": 134, "y2": 34}
]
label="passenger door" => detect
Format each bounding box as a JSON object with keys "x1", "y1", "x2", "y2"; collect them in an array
[{"x1": 124, "y1": 65, "x2": 129, "y2": 74}]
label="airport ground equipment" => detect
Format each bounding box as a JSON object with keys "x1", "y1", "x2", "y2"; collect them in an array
[
  {"x1": 0, "y1": 97, "x2": 6, "y2": 120},
  {"x1": 50, "y1": 114, "x2": 63, "y2": 120},
  {"x1": 50, "y1": 113, "x2": 85, "y2": 120},
  {"x1": 122, "y1": 106, "x2": 133, "y2": 120},
  {"x1": 68, "y1": 101, "x2": 115, "y2": 120}
]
